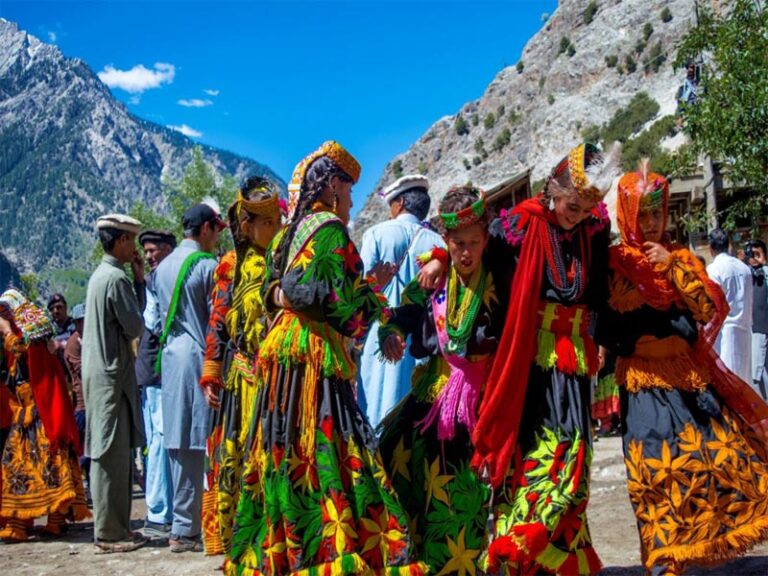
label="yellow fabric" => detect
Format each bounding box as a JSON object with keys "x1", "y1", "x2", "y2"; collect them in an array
[
  {"x1": 225, "y1": 247, "x2": 268, "y2": 358},
  {"x1": 617, "y1": 335, "x2": 710, "y2": 393}
]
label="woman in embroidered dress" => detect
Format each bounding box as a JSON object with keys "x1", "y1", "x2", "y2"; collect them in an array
[
  {"x1": 377, "y1": 185, "x2": 511, "y2": 574},
  {"x1": 201, "y1": 177, "x2": 281, "y2": 556},
  {"x1": 421, "y1": 143, "x2": 621, "y2": 574},
  {"x1": 226, "y1": 141, "x2": 424, "y2": 576},
  {"x1": 0, "y1": 289, "x2": 89, "y2": 541},
  {"x1": 595, "y1": 163, "x2": 768, "y2": 576}
]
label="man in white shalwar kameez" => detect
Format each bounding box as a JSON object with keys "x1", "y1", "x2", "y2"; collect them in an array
[
  {"x1": 357, "y1": 175, "x2": 444, "y2": 429},
  {"x1": 707, "y1": 228, "x2": 753, "y2": 383}
]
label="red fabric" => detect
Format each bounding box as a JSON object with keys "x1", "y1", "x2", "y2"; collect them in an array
[
  {"x1": 471, "y1": 198, "x2": 551, "y2": 487},
  {"x1": 27, "y1": 343, "x2": 81, "y2": 455}
]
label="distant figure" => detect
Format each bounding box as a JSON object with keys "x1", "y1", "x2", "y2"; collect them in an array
[
  {"x1": 676, "y1": 60, "x2": 700, "y2": 128},
  {"x1": 48, "y1": 292, "x2": 76, "y2": 345},
  {"x1": 746, "y1": 239, "x2": 768, "y2": 399},
  {"x1": 82, "y1": 214, "x2": 147, "y2": 553},
  {"x1": 707, "y1": 228, "x2": 753, "y2": 382},
  {"x1": 135, "y1": 229, "x2": 177, "y2": 538},
  {"x1": 64, "y1": 302, "x2": 89, "y2": 492},
  {"x1": 154, "y1": 202, "x2": 223, "y2": 553},
  {"x1": 357, "y1": 174, "x2": 445, "y2": 429}
]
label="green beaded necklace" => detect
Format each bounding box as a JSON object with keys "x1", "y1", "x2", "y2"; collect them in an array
[{"x1": 445, "y1": 264, "x2": 486, "y2": 356}]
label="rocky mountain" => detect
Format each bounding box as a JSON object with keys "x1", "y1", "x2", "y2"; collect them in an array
[
  {"x1": 0, "y1": 18, "x2": 283, "y2": 273},
  {"x1": 354, "y1": 0, "x2": 695, "y2": 235},
  {"x1": 0, "y1": 251, "x2": 20, "y2": 291}
]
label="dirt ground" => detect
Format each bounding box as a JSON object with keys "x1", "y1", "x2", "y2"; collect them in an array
[{"x1": 3, "y1": 436, "x2": 767, "y2": 575}]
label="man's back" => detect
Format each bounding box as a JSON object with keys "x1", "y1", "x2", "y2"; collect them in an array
[{"x1": 708, "y1": 252, "x2": 754, "y2": 329}]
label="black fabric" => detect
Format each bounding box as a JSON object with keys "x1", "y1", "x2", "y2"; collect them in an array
[
  {"x1": 595, "y1": 302, "x2": 699, "y2": 358},
  {"x1": 752, "y1": 267, "x2": 768, "y2": 334},
  {"x1": 135, "y1": 330, "x2": 161, "y2": 388}
]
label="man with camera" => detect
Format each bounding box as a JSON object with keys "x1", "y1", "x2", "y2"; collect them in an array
[{"x1": 745, "y1": 239, "x2": 768, "y2": 399}]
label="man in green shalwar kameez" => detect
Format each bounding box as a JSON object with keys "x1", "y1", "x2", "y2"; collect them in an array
[{"x1": 82, "y1": 214, "x2": 147, "y2": 553}]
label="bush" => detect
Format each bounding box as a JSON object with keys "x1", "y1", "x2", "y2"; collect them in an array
[
  {"x1": 474, "y1": 137, "x2": 486, "y2": 155},
  {"x1": 616, "y1": 63, "x2": 625, "y2": 75},
  {"x1": 547, "y1": 94, "x2": 555, "y2": 105},
  {"x1": 497, "y1": 104, "x2": 506, "y2": 118},
  {"x1": 661, "y1": 6, "x2": 672, "y2": 23},
  {"x1": 635, "y1": 40, "x2": 646, "y2": 55},
  {"x1": 392, "y1": 159, "x2": 403, "y2": 178},
  {"x1": 417, "y1": 162, "x2": 428, "y2": 174},
  {"x1": 484, "y1": 113, "x2": 496, "y2": 130},
  {"x1": 454, "y1": 114, "x2": 469, "y2": 136},
  {"x1": 508, "y1": 109, "x2": 521, "y2": 124},
  {"x1": 605, "y1": 54, "x2": 618, "y2": 68},
  {"x1": 625, "y1": 54, "x2": 637, "y2": 73},
  {"x1": 539, "y1": 76, "x2": 546, "y2": 90},
  {"x1": 643, "y1": 22, "x2": 654, "y2": 41},
  {"x1": 516, "y1": 61, "x2": 524, "y2": 74},
  {"x1": 558, "y1": 36, "x2": 572, "y2": 55},
  {"x1": 621, "y1": 115, "x2": 677, "y2": 170},
  {"x1": 463, "y1": 158, "x2": 471, "y2": 170},
  {"x1": 567, "y1": 44, "x2": 576, "y2": 57},
  {"x1": 581, "y1": 124, "x2": 601, "y2": 144},
  {"x1": 493, "y1": 128, "x2": 512, "y2": 152},
  {"x1": 643, "y1": 42, "x2": 666, "y2": 73},
  {"x1": 472, "y1": 156, "x2": 482, "y2": 166},
  {"x1": 602, "y1": 92, "x2": 660, "y2": 143},
  {"x1": 584, "y1": 1, "x2": 599, "y2": 25},
  {"x1": 471, "y1": 114, "x2": 479, "y2": 126}
]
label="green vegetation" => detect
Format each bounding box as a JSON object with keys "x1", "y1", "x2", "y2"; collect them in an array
[
  {"x1": 516, "y1": 61, "x2": 524, "y2": 74},
  {"x1": 605, "y1": 54, "x2": 618, "y2": 68},
  {"x1": 474, "y1": 137, "x2": 488, "y2": 159},
  {"x1": 508, "y1": 109, "x2": 521, "y2": 124},
  {"x1": 538, "y1": 76, "x2": 546, "y2": 90},
  {"x1": 581, "y1": 124, "x2": 601, "y2": 144},
  {"x1": 635, "y1": 40, "x2": 646, "y2": 55},
  {"x1": 558, "y1": 36, "x2": 573, "y2": 55},
  {"x1": 661, "y1": 7, "x2": 673, "y2": 23},
  {"x1": 463, "y1": 158, "x2": 472, "y2": 170},
  {"x1": 471, "y1": 114, "x2": 479, "y2": 126},
  {"x1": 20, "y1": 273, "x2": 41, "y2": 303},
  {"x1": 472, "y1": 156, "x2": 482, "y2": 166},
  {"x1": 584, "y1": 1, "x2": 599, "y2": 25},
  {"x1": 621, "y1": 115, "x2": 677, "y2": 171},
  {"x1": 624, "y1": 54, "x2": 637, "y2": 73},
  {"x1": 567, "y1": 43, "x2": 576, "y2": 58},
  {"x1": 643, "y1": 22, "x2": 654, "y2": 42},
  {"x1": 492, "y1": 128, "x2": 512, "y2": 152},
  {"x1": 643, "y1": 42, "x2": 666, "y2": 73},
  {"x1": 676, "y1": 0, "x2": 768, "y2": 231},
  {"x1": 392, "y1": 159, "x2": 404, "y2": 178},
  {"x1": 531, "y1": 179, "x2": 545, "y2": 194},
  {"x1": 484, "y1": 113, "x2": 496, "y2": 130},
  {"x1": 601, "y1": 92, "x2": 660, "y2": 143},
  {"x1": 497, "y1": 104, "x2": 506, "y2": 118},
  {"x1": 417, "y1": 162, "x2": 428, "y2": 174},
  {"x1": 547, "y1": 94, "x2": 555, "y2": 105},
  {"x1": 454, "y1": 114, "x2": 469, "y2": 136}
]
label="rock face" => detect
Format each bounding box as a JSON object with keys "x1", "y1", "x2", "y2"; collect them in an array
[
  {"x1": 0, "y1": 18, "x2": 283, "y2": 272},
  {"x1": 354, "y1": 0, "x2": 694, "y2": 237},
  {"x1": 0, "y1": 251, "x2": 20, "y2": 291}
]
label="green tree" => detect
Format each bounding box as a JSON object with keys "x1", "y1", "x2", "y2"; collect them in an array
[
  {"x1": 624, "y1": 54, "x2": 637, "y2": 73},
  {"x1": 643, "y1": 22, "x2": 654, "y2": 41},
  {"x1": 392, "y1": 159, "x2": 404, "y2": 178},
  {"x1": 516, "y1": 61, "x2": 525, "y2": 74},
  {"x1": 661, "y1": 7, "x2": 673, "y2": 23},
  {"x1": 605, "y1": 54, "x2": 618, "y2": 68},
  {"x1": 20, "y1": 273, "x2": 40, "y2": 303},
  {"x1": 584, "y1": 1, "x2": 599, "y2": 25},
  {"x1": 558, "y1": 36, "x2": 572, "y2": 55},
  {"x1": 676, "y1": 0, "x2": 768, "y2": 229},
  {"x1": 492, "y1": 128, "x2": 512, "y2": 152},
  {"x1": 484, "y1": 113, "x2": 496, "y2": 130},
  {"x1": 454, "y1": 114, "x2": 469, "y2": 136}
]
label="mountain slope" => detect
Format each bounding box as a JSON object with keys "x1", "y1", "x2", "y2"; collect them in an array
[
  {"x1": 0, "y1": 18, "x2": 284, "y2": 272},
  {"x1": 354, "y1": 0, "x2": 694, "y2": 235}
]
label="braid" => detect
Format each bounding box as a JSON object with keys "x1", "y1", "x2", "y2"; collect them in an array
[{"x1": 272, "y1": 156, "x2": 345, "y2": 276}]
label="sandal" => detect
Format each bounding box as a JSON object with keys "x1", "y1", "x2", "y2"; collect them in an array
[
  {"x1": 94, "y1": 533, "x2": 148, "y2": 554},
  {"x1": 169, "y1": 535, "x2": 203, "y2": 553}
]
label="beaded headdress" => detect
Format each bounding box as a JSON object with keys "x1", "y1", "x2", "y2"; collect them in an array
[
  {"x1": 551, "y1": 142, "x2": 622, "y2": 202},
  {"x1": 439, "y1": 188, "x2": 487, "y2": 230},
  {"x1": 286, "y1": 141, "x2": 361, "y2": 222},
  {"x1": 0, "y1": 289, "x2": 55, "y2": 344}
]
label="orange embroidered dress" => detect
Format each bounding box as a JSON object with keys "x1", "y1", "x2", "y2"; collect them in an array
[{"x1": 596, "y1": 169, "x2": 768, "y2": 574}]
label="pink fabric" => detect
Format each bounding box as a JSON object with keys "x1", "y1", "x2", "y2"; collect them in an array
[{"x1": 416, "y1": 276, "x2": 491, "y2": 441}]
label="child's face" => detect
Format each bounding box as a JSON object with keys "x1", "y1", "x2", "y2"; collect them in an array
[{"x1": 446, "y1": 223, "x2": 488, "y2": 278}]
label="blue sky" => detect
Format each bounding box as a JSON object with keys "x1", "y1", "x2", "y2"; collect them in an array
[{"x1": 2, "y1": 0, "x2": 556, "y2": 216}]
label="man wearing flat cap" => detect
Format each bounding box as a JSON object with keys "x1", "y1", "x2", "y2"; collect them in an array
[
  {"x1": 154, "y1": 202, "x2": 223, "y2": 552},
  {"x1": 358, "y1": 174, "x2": 444, "y2": 429},
  {"x1": 135, "y1": 229, "x2": 177, "y2": 537},
  {"x1": 82, "y1": 213, "x2": 148, "y2": 552}
]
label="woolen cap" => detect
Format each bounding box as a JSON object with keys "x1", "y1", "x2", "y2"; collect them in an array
[
  {"x1": 96, "y1": 214, "x2": 142, "y2": 235},
  {"x1": 381, "y1": 174, "x2": 430, "y2": 204},
  {"x1": 138, "y1": 229, "x2": 177, "y2": 248}
]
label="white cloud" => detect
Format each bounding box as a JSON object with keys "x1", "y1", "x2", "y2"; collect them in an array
[
  {"x1": 178, "y1": 98, "x2": 213, "y2": 108},
  {"x1": 98, "y1": 62, "x2": 175, "y2": 94},
  {"x1": 204, "y1": 89, "x2": 220, "y2": 96},
  {"x1": 47, "y1": 31, "x2": 57, "y2": 43},
  {"x1": 128, "y1": 95, "x2": 141, "y2": 105},
  {"x1": 168, "y1": 124, "x2": 203, "y2": 138}
]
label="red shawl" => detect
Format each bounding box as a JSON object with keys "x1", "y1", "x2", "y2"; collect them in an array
[{"x1": 472, "y1": 197, "x2": 587, "y2": 487}]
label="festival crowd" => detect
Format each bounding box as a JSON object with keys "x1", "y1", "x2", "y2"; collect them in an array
[{"x1": 1, "y1": 140, "x2": 768, "y2": 576}]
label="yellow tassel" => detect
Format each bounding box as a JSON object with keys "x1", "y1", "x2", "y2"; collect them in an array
[{"x1": 536, "y1": 329, "x2": 557, "y2": 370}]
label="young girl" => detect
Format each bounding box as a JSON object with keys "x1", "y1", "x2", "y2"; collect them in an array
[
  {"x1": 596, "y1": 163, "x2": 768, "y2": 575},
  {"x1": 378, "y1": 185, "x2": 510, "y2": 574},
  {"x1": 200, "y1": 177, "x2": 281, "y2": 556}
]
